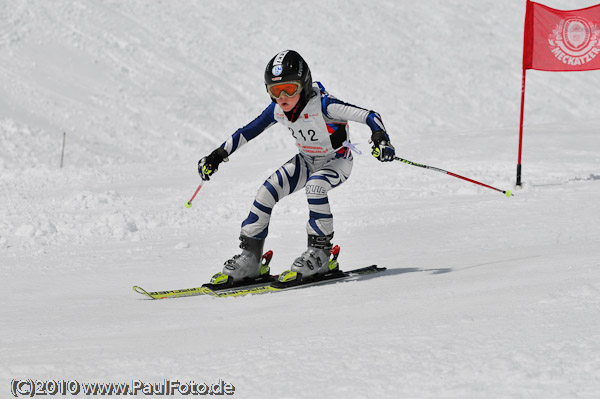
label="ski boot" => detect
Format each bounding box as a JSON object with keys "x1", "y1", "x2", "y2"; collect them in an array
[
  {"x1": 204, "y1": 235, "x2": 273, "y2": 290},
  {"x1": 276, "y1": 233, "x2": 340, "y2": 287}
]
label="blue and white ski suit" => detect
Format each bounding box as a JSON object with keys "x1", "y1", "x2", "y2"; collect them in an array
[{"x1": 219, "y1": 82, "x2": 388, "y2": 239}]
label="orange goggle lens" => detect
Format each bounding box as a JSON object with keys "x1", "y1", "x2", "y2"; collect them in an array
[{"x1": 268, "y1": 82, "x2": 301, "y2": 99}]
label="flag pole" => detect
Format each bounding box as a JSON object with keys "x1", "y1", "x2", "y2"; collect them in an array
[
  {"x1": 516, "y1": 0, "x2": 533, "y2": 188},
  {"x1": 516, "y1": 67, "x2": 526, "y2": 188}
]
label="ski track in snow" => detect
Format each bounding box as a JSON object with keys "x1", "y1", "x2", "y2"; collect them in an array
[{"x1": 1, "y1": 1, "x2": 600, "y2": 398}]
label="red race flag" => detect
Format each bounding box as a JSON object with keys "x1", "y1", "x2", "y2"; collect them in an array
[
  {"x1": 516, "y1": 1, "x2": 600, "y2": 187},
  {"x1": 523, "y1": 0, "x2": 600, "y2": 71}
]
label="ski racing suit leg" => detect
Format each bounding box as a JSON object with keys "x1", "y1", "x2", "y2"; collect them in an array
[
  {"x1": 241, "y1": 153, "x2": 309, "y2": 239},
  {"x1": 303, "y1": 154, "x2": 353, "y2": 236},
  {"x1": 240, "y1": 153, "x2": 353, "y2": 239}
]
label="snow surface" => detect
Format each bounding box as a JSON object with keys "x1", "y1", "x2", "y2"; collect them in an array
[{"x1": 2, "y1": 0, "x2": 600, "y2": 398}]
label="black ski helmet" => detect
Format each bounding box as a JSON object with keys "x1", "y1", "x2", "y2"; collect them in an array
[{"x1": 264, "y1": 50, "x2": 313, "y2": 102}]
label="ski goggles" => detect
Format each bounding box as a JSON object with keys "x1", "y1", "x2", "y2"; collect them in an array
[{"x1": 267, "y1": 81, "x2": 302, "y2": 99}]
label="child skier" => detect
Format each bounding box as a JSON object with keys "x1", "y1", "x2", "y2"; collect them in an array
[{"x1": 198, "y1": 50, "x2": 395, "y2": 283}]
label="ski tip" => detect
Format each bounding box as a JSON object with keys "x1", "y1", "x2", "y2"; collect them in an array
[
  {"x1": 132, "y1": 285, "x2": 145, "y2": 294},
  {"x1": 133, "y1": 285, "x2": 154, "y2": 299}
]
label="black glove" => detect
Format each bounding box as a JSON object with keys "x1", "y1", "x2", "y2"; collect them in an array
[
  {"x1": 370, "y1": 130, "x2": 396, "y2": 162},
  {"x1": 198, "y1": 148, "x2": 229, "y2": 181}
]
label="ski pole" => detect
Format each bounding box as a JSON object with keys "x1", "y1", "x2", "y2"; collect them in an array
[
  {"x1": 185, "y1": 182, "x2": 204, "y2": 208},
  {"x1": 394, "y1": 156, "x2": 513, "y2": 198}
]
